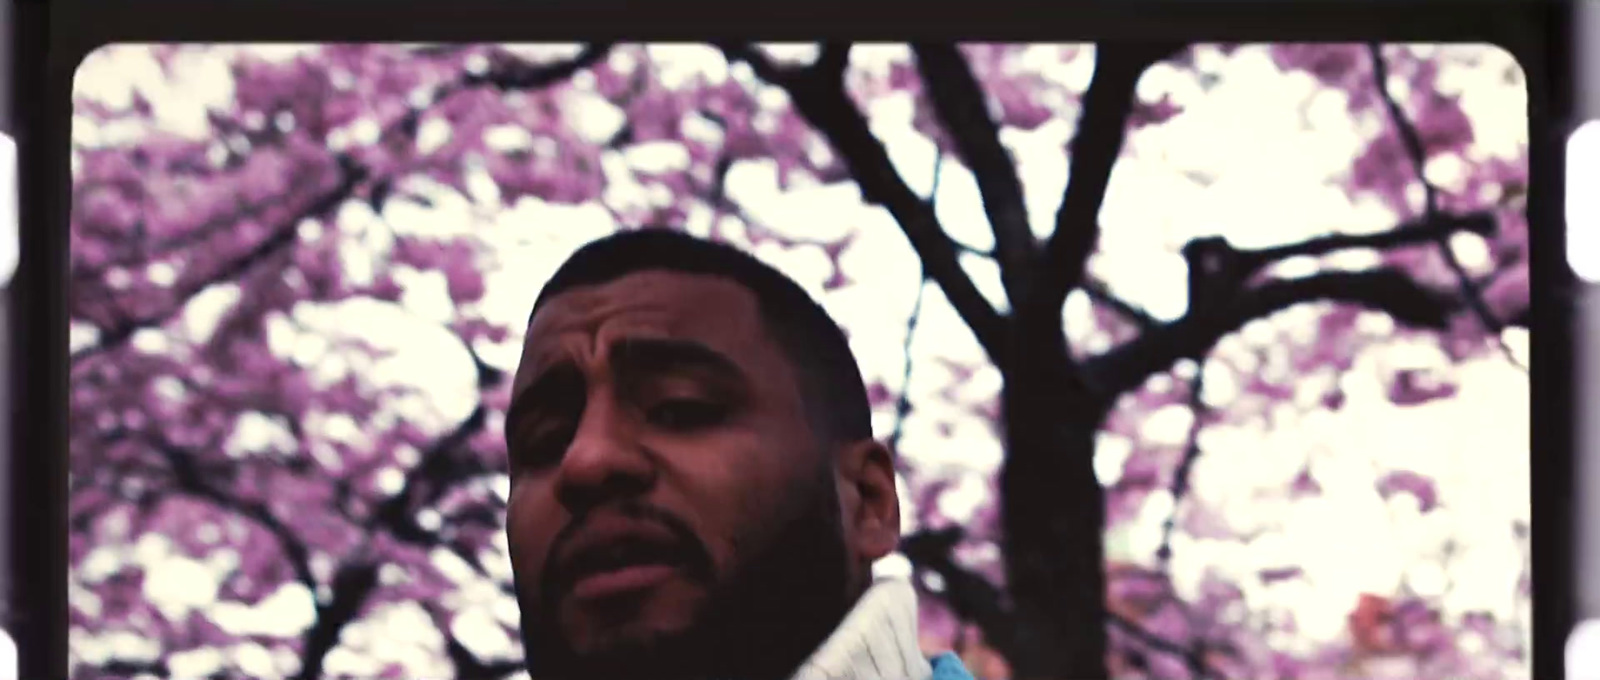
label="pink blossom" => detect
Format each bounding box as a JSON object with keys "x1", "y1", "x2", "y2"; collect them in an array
[
  {"x1": 1375, "y1": 469, "x2": 1439, "y2": 511},
  {"x1": 1128, "y1": 93, "x2": 1183, "y2": 129},
  {"x1": 1386, "y1": 368, "x2": 1459, "y2": 406},
  {"x1": 444, "y1": 262, "x2": 486, "y2": 303}
]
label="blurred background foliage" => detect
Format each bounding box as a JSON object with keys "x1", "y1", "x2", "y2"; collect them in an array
[{"x1": 69, "y1": 42, "x2": 1528, "y2": 679}]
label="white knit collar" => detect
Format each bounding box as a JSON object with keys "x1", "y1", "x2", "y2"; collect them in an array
[{"x1": 787, "y1": 578, "x2": 934, "y2": 680}]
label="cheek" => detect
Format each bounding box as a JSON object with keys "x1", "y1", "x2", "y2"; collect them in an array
[
  {"x1": 505, "y1": 481, "x2": 560, "y2": 578},
  {"x1": 661, "y1": 436, "x2": 809, "y2": 570}
]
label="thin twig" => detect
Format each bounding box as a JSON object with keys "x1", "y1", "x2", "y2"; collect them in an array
[
  {"x1": 1082, "y1": 278, "x2": 1160, "y2": 332},
  {"x1": 888, "y1": 152, "x2": 940, "y2": 456},
  {"x1": 1156, "y1": 372, "x2": 1206, "y2": 568},
  {"x1": 1366, "y1": 43, "x2": 1525, "y2": 371},
  {"x1": 1152, "y1": 372, "x2": 1215, "y2": 680},
  {"x1": 1107, "y1": 611, "x2": 1217, "y2": 680},
  {"x1": 888, "y1": 274, "x2": 928, "y2": 458}
]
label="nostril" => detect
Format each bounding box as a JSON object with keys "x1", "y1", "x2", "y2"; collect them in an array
[{"x1": 555, "y1": 458, "x2": 655, "y2": 512}]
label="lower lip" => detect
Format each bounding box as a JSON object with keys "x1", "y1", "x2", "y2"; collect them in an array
[{"x1": 570, "y1": 563, "x2": 679, "y2": 600}]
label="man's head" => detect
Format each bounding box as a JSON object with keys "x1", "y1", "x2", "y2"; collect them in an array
[{"x1": 504, "y1": 229, "x2": 902, "y2": 679}]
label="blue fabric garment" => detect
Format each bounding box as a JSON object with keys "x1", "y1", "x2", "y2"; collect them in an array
[{"x1": 928, "y1": 652, "x2": 977, "y2": 680}]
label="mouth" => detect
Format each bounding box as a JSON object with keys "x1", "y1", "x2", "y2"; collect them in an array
[{"x1": 560, "y1": 540, "x2": 692, "y2": 602}]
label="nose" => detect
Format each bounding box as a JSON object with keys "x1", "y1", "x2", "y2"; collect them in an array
[{"x1": 554, "y1": 392, "x2": 654, "y2": 511}]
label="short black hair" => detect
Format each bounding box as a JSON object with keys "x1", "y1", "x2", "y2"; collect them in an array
[{"x1": 527, "y1": 228, "x2": 873, "y2": 445}]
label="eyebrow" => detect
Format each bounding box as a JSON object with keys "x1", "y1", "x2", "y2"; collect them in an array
[
  {"x1": 608, "y1": 337, "x2": 745, "y2": 385},
  {"x1": 503, "y1": 337, "x2": 746, "y2": 444}
]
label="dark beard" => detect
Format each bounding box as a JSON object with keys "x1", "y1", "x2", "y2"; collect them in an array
[{"x1": 517, "y1": 480, "x2": 858, "y2": 680}]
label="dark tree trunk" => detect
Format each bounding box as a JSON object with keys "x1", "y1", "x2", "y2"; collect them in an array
[{"x1": 999, "y1": 312, "x2": 1110, "y2": 680}]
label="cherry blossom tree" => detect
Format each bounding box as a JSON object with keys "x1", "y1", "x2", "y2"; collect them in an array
[{"x1": 69, "y1": 42, "x2": 1530, "y2": 679}]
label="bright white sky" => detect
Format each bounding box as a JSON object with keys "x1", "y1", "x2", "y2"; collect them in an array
[{"x1": 70, "y1": 43, "x2": 1531, "y2": 677}]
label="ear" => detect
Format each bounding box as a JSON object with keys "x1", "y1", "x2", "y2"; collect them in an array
[{"x1": 834, "y1": 438, "x2": 901, "y2": 563}]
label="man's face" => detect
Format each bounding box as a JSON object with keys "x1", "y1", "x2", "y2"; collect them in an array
[{"x1": 504, "y1": 270, "x2": 873, "y2": 679}]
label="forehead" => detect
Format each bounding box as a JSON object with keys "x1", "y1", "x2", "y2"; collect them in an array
[{"x1": 520, "y1": 269, "x2": 773, "y2": 371}]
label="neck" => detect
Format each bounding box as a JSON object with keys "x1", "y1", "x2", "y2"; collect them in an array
[
  {"x1": 525, "y1": 579, "x2": 929, "y2": 680},
  {"x1": 788, "y1": 577, "x2": 933, "y2": 680},
  {"x1": 693, "y1": 577, "x2": 865, "y2": 679}
]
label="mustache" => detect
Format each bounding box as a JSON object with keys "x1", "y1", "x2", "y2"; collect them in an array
[{"x1": 540, "y1": 501, "x2": 716, "y2": 596}]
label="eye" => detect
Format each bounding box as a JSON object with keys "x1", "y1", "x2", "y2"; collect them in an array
[
  {"x1": 516, "y1": 421, "x2": 577, "y2": 469},
  {"x1": 645, "y1": 399, "x2": 725, "y2": 431}
]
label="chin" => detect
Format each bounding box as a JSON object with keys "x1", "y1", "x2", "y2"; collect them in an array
[
  {"x1": 537, "y1": 611, "x2": 710, "y2": 680},
  {"x1": 560, "y1": 579, "x2": 707, "y2": 654}
]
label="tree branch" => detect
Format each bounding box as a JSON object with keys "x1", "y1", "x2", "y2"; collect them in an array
[
  {"x1": 1082, "y1": 197, "x2": 1494, "y2": 404},
  {"x1": 115, "y1": 417, "x2": 468, "y2": 680},
  {"x1": 445, "y1": 636, "x2": 525, "y2": 680},
  {"x1": 1084, "y1": 269, "x2": 1457, "y2": 402},
  {"x1": 722, "y1": 42, "x2": 1012, "y2": 365},
  {"x1": 95, "y1": 659, "x2": 171, "y2": 679},
  {"x1": 1034, "y1": 44, "x2": 1180, "y2": 319},
  {"x1": 1107, "y1": 609, "x2": 1216, "y2": 680},
  {"x1": 73, "y1": 45, "x2": 613, "y2": 367},
  {"x1": 397, "y1": 44, "x2": 614, "y2": 141},
  {"x1": 913, "y1": 44, "x2": 1038, "y2": 305},
  {"x1": 94, "y1": 332, "x2": 499, "y2": 680},
  {"x1": 73, "y1": 178, "x2": 290, "y2": 275},
  {"x1": 70, "y1": 156, "x2": 367, "y2": 365},
  {"x1": 72, "y1": 42, "x2": 610, "y2": 680},
  {"x1": 1244, "y1": 211, "x2": 1494, "y2": 272},
  {"x1": 903, "y1": 527, "x2": 1217, "y2": 678},
  {"x1": 465, "y1": 44, "x2": 615, "y2": 91},
  {"x1": 293, "y1": 556, "x2": 380, "y2": 680},
  {"x1": 367, "y1": 404, "x2": 491, "y2": 545},
  {"x1": 1067, "y1": 211, "x2": 1490, "y2": 344},
  {"x1": 106, "y1": 431, "x2": 364, "y2": 680},
  {"x1": 1081, "y1": 278, "x2": 1160, "y2": 332},
  {"x1": 900, "y1": 528, "x2": 1019, "y2": 664},
  {"x1": 295, "y1": 405, "x2": 492, "y2": 680},
  {"x1": 144, "y1": 433, "x2": 318, "y2": 592},
  {"x1": 1366, "y1": 44, "x2": 1523, "y2": 370}
]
